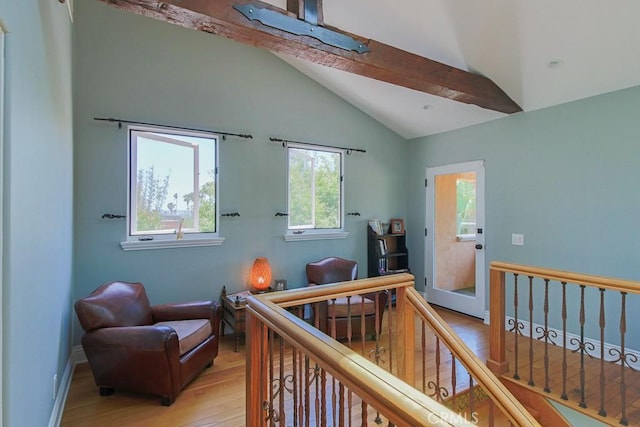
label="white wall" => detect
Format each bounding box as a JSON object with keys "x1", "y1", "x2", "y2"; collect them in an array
[
  {"x1": 72, "y1": 1, "x2": 409, "y2": 345},
  {"x1": 0, "y1": 0, "x2": 74, "y2": 425}
]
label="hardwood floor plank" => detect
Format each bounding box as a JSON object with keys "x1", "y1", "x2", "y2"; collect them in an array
[{"x1": 62, "y1": 306, "x2": 632, "y2": 426}]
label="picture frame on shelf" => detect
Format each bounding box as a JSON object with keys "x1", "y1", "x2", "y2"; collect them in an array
[{"x1": 390, "y1": 218, "x2": 405, "y2": 234}]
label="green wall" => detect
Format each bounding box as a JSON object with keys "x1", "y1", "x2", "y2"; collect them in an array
[
  {"x1": 407, "y1": 85, "x2": 640, "y2": 342},
  {"x1": 72, "y1": 1, "x2": 408, "y2": 344},
  {"x1": 1, "y1": 0, "x2": 74, "y2": 425}
]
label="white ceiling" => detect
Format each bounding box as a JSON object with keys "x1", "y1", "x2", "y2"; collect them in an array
[{"x1": 262, "y1": 0, "x2": 640, "y2": 139}]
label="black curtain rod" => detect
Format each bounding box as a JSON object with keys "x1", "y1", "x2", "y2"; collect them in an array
[
  {"x1": 94, "y1": 117, "x2": 253, "y2": 139},
  {"x1": 269, "y1": 137, "x2": 366, "y2": 154}
]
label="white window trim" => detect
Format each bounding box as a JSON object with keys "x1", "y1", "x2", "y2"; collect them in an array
[
  {"x1": 285, "y1": 143, "x2": 346, "y2": 241},
  {"x1": 120, "y1": 236, "x2": 224, "y2": 251},
  {"x1": 125, "y1": 125, "x2": 221, "y2": 250},
  {"x1": 283, "y1": 231, "x2": 349, "y2": 242}
]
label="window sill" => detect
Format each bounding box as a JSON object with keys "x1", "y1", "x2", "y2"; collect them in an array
[
  {"x1": 283, "y1": 231, "x2": 349, "y2": 242},
  {"x1": 120, "y1": 237, "x2": 225, "y2": 251}
]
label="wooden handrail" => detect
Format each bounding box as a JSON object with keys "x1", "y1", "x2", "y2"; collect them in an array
[
  {"x1": 488, "y1": 261, "x2": 640, "y2": 424},
  {"x1": 406, "y1": 288, "x2": 541, "y2": 427},
  {"x1": 491, "y1": 261, "x2": 640, "y2": 293},
  {"x1": 246, "y1": 287, "x2": 467, "y2": 427},
  {"x1": 246, "y1": 273, "x2": 539, "y2": 426},
  {"x1": 260, "y1": 273, "x2": 415, "y2": 307}
]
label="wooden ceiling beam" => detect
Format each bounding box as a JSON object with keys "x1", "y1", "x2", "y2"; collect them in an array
[{"x1": 98, "y1": 0, "x2": 522, "y2": 114}]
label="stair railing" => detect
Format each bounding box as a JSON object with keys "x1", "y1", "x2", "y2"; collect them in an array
[
  {"x1": 489, "y1": 261, "x2": 640, "y2": 425},
  {"x1": 246, "y1": 273, "x2": 539, "y2": 426}
]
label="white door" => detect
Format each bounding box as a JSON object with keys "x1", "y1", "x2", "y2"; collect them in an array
[{"x1": 425, "y1": 161, "x2": 485, "y2": 318}]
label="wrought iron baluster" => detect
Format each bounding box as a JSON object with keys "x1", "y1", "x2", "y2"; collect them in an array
[
  {"x1": 513, "y1": 274, "x2": 520, "y2": 380},
  {"x1": 572, "y1": 285, "x2": 589, "y2": 408},
  {"x1": 451, "y1": 353, "x2": 457, "y2": 401},
  {"x1": 598, "y1": 288, "x2": 607, "y2": 417},
  {"x1": 533, "y1": 278, "x2": 558, "y2": 393},
  {"x1": 618, "y1": 292, "x2": 629, "y2": 425},
  {"x1": 360, "y1": 296, "x2": 366, "y2": 355},
  {"x1": 421, "y1": 321, "x2": 427, "y2": 393},
  {"x1": 279, "y1": 337, "x2": 285, "y2": 426},
  {"x1": 561, "y1": 282, "x2": 568, "y2": 400},
  {"x1": 469, "y1": 376, "x2": 475, "y2": 417},
  {"x1": 427, "y1": 337, "x2": 449, "y2": 402},
  {"x1": 314, "y1": 363, "x2": 320, "y2": 427},
  {"x1": 330, "y1": 299, "x2": 337, "y2": 340},
  {"x1": 528, "y1": 276, "x2": 535, "y2": 387},
  {"x1": 347, "y1": 296, "x2": 352, "y2": 347},
  {"x1": 320, "y1": 368, "x2": 327, "y2": 426},
  {"x1": 293, "y1": 347, "x2": 299, "y2": 426},
  {"x1": 305, "y1": 356, "x2": 310, "y2": 427},
  {"x1": 339, "y1": 383, "x2": 345, "y2": 427}
]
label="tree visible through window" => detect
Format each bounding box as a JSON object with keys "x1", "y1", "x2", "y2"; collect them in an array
[
  {"x1": 128, "y1": 126, "x2": 218, "y2": 240},
  {"x1": 288, "y1": 145, "x2": 342, "y2": 231}
]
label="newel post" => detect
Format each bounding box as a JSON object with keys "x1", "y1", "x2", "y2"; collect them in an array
[
  {"x1": 246, "y1": 309, "x2": 268, "y2": 427},
  {"x1": 396, "y1": 285, "x2": 415, "y2": 385},
  {"x1": 487, "y1": 267, "x2": 509, "y2": 374}
]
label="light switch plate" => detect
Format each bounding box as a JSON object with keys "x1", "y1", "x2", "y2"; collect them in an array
[{"x1": 512, "y1": 233, "x2": 524, "y2": 246}]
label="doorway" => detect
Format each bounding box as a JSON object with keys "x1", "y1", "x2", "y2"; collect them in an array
[{"x1": 425, "y1": 161, "x2": 485, "y2": 318}]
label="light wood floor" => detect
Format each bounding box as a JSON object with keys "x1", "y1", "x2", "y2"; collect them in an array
[
  {"x1": 61, "y1": 306, "x2": 638, "y2": 426},
  {"x1": 61, "y1": 307, "x2": 488, "y2": 426}
]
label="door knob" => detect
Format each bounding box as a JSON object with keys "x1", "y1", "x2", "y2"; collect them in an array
[{"x1": 475, "y1": 244, "x2": 483, "y2": 250}]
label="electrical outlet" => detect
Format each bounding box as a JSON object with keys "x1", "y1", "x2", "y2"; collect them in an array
[{"x1": 53, "y1": 373, "x2": 58, "y2": 400}]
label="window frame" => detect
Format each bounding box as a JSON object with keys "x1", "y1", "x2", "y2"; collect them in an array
[
  {"x1": 121, "y1": 125, "x2": 224, "y2": 251},
  {"x1": 284, "y1": 142, "x2": 348, "y2": 241}
]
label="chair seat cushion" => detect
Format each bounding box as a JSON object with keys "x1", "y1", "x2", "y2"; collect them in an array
[
  {"x1": 155, "y1": 319, "x2": 212, "y2": 355},
  {"x1": 327, "y1": 295, "x2": 376, "y2": 318}
]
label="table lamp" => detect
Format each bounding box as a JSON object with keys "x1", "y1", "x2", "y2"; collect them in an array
[{"x1": 250, "y1": 257, "x2": 272, "y2": 293}]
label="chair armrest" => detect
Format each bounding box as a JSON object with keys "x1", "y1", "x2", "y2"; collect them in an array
[
  {"x1": 152, "y1": 301, "x2": 216, "y2": 321},
  {"x1": 151, "y1": 301, "x2": 222, "y2": 336},
  {"x1": 82, "y1": 325, "x2": 179, "y2": 351}
]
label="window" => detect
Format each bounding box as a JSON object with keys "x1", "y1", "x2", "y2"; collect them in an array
[
  {"x1": 287, "y1": 144, "x2": 345, "y2": 239},
  {"x1": 456, "y1": 176, "x2": 476, "y2": 237},
  {"x1": 124, "y1": 126, "x2": 221, "y2": 248}
]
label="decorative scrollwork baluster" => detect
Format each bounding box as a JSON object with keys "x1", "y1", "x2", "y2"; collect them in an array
[
  {"x1": 561, "y1": 282, "x2": 568, "y2": 400},
  {"x1": 598, "y1": 288, "x2": 607, "y2": 417},
  {"x1": 427, "y1": 337, "x2": 449, "y2": 402},
  {"x1": 511, "y1": 273, "x2": 521, "y2": 380},
  {"x1": 608, "y1": 292, "x2": 637, "y2": 426},
  {"x1": 535, "y1": 278, "x2": 557, "y2": 393},
  {"x1": 528, "y1": 276, "x2": 535, "y2": 387},
  {"x1": 568, "y1": 285, "x2": 596, "y2": 408}
]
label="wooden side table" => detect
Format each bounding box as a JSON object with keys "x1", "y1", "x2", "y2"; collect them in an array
[{"x1": 220, "y1": 288, "x2": 247, "y2": 352}]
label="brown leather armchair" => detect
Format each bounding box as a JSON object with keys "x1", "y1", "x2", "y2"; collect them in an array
[
  {"x1": 306, "y1": 257, "x2": 388, "y2": 339},
  {"x1": 74, "y1": 281, "x2": 222, "y2": 406}
]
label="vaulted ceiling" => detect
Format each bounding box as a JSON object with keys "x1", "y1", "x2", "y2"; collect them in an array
[{"x1": 100, "y1": 0, "x2": 640, "y2": 139}]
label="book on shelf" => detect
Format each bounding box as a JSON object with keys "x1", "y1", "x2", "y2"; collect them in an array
[
  {"x1": 377, "y1": 238, "x2": 387, "y2": 256},
  {"x1": 368, "y1": 219, "x2": 384, "y2": 235}
]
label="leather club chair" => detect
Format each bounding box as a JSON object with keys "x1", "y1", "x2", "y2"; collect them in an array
[
  {"x1": 74, "y1": 281, "x2": 222, "y2": 406},
  {"x1": 306, "y1": 257, "x2": 388, "y2": 339}
]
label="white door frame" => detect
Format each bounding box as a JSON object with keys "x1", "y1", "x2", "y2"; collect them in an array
[{"x1": 425, "y1": 160, "x2": 486, "y2": 318}]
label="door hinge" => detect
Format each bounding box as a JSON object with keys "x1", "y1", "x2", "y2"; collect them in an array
[
  {"x1": 425, "y1": 178, "x2": 428, "y2": 187},
  {"x1": 425, "y1": 228, "x2": 428, "y2": 236}
]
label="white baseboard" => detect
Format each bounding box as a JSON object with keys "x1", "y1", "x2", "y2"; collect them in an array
[
  {"x1": 48, "y1": 346, "x2": 86, "y2": 427},
  {"x1": 483, "y1": 310, "x2": 640, "y2": 370}
]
